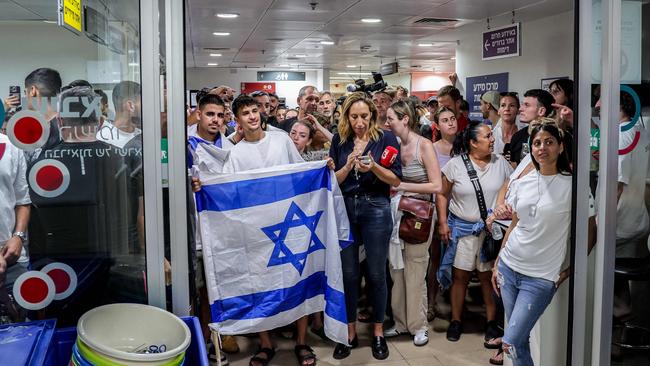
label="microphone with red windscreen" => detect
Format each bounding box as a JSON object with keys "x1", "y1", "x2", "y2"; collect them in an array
[{"x1": 380, "y1": 146, "x2": 398, "y2": 167}]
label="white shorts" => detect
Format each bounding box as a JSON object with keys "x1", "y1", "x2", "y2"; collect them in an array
[{"x1": 453, "y1": 232, "x2": 493, "y2": 272}]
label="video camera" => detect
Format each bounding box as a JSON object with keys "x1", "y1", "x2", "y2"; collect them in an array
[{"x1": 346, "y1": 72, "x2": 387, "y2": 95}]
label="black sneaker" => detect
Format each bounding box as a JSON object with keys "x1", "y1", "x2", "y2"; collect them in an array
[
  {"x1": 485, "y1": 320, "x2": 503, "y2": 341},
  {"x1": 446, "y1": 320, "x2": 463, "y2": 342}
]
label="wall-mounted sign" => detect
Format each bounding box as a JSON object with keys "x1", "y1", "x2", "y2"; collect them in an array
[
  {"x1": 541, "y1": 76, "x2": 569, "y2": 92},
  {"x1": 58, "y1": 0, "x2": 83, "y2": 34},
  {"x1": 465, "y1": 73, "x2": 509, "y2": 120},
  {"x1": 257, "y1": 71, "x2": 306, "y2": 82},
  {"x1": 241, "y1": 82, "x2": 276, "y2": 95},
  {"x1": 380, "y1": 62, "x2": 399, "y2": 76},
  {"x1": 482, "y1": 23, "x2": 520, "y2": 60}
]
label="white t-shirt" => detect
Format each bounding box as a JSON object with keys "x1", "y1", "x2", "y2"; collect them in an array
[
  {"x1": 0, "y1": 134, "x2": 31, "y2": 262},
  {"x1": 500, "y1": 172, "x2": 572, "y2": 282},
  {"x1": 442, "y1": 154, "x2": 513, "y2": 222},
  {"x1": 223, "y1": 131, "x2": 304, "y2": 173},
  {"x1": 96, "y1": 120, "x2": 142, "y2": 149},
  {"x1": 616, "y1": 123, "x2": 650, "y2": 239}
]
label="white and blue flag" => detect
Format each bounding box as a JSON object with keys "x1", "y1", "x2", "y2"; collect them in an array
[{"x1": 196, "y1": 161, "x2": 352, "y2": 344}]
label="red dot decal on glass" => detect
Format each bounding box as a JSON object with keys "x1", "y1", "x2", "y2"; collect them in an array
[
  {"x1": 13, "y1": 116, "x2": 43, "y2": 144},
  {"x1": 42, "y1": 262, "x2": 77, "y2": 300},
  {"x1": 36, "y1": 165, "x2": 64, "y2": 191},
  {"x1": 29, "y1": 160, "x2": 71, "y2": 198},
  {"x1": 20, "y1": 277, "x2": 49, "y2": 303},
  {"x1": 6, "y1": 110, "x2": 49, "y2": 151},
  {"x1": 48, "y1": 268, "x2": 71, "y2": 293},
  {"x1": 13, "y1": 271, "x2": 55, "y2": 310}
]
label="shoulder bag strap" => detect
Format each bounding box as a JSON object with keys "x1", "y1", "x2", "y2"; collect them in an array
[{"x1": 460, "y1": 153, "x2": 489, "y2": 221}]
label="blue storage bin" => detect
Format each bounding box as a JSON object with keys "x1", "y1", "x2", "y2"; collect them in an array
[
  {"x1": 0, "y1": 319, "x2": 57, "y2": 366},
  {"x1": 43, "y1": 316, "x2": 208, "y2": 366}
]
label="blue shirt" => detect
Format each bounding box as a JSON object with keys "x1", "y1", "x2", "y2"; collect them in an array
[{"x1": 329, "y1": 130, "x2": 402, "y2": 198}]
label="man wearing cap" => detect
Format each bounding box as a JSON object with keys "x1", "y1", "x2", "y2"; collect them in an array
[
  {"x1": 480, "y1": 91, "x2": 501, "y2": 127},
  {"x1": 426, "y1": 97, "x2": 439, "y2": 122}
]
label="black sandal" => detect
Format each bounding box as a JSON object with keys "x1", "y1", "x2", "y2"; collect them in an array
[
  {"x1": 294, "y1": 345, "x2": 317, "y2": 366},
  {"x1": 489, "y1": 347, "x2": 504, "y2": 365},
  {"x1": 249, "y1": 347, "x2": 275, "y2": 366}
]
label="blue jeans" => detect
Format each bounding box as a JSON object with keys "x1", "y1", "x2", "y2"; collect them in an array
[
  {"x1": 497, "y1": 261, "x2": 556, "y2": 366},
  {"x1": 341, "y1": 194, "x2": 393, "y2": 324}
]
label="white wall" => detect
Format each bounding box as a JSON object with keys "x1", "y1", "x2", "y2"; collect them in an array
[
  {"x1": 185, "y1": 68, "x2": 319, "y2": 108},
  {"x1": 455, "y1": 11, "x2": 574, "y2": 97}
]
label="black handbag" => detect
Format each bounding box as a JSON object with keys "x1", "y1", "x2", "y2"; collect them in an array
[{"x1": 460, "y1": 154, "x2": 501, "y2": 261}]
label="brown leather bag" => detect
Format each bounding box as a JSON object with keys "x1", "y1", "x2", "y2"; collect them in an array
[{"x1": 398, "y1": 196, "x2": 434, "y2": 244}]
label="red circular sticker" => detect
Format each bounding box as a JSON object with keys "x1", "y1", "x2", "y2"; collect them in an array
[
  {"x1": 42, "y1": 262, "x2": 77, "y2": 300},
  {"x1": 6, "y1": 110, "x2": 50, "y2": 151},
  {"x1": 13, "y1": 271, "x2": 55, "y2": 310},
  {"x1": 29, "y1": 159, "x2": 70, "y2": 198}
]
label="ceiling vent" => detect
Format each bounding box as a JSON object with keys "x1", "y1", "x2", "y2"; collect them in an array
[
  {"x1": 413, "y1": 17, "x2": 458, "y2": 25},
  {"x1": 203, "y1": 47, "x2": 230, "y2": 51}
]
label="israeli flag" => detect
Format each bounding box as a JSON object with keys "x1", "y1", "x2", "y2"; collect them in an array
[{"x1": 196, "y1": 161, "x2": 351, "y2": 344}]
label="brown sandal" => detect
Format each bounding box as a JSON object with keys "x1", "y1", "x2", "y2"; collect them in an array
[
  {"x1": 295, "y1": 345, "x2": 317, "y2": 366},
  {"x1": 484, "y1": 336, "x2": 502, "y2": 349},
  {"x1": 249, "y1": 347, "x2": 275, "y2": 366},
  {"x1": 489, "y1": 347, "x2": 504, "y2": 365}
]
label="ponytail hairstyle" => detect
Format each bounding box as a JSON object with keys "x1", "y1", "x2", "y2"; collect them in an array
[
  {"x1": 389, "y1": 99, "x2": 418, "y2": 131},
  {"x1": 451, "y1": 120, "x2": 484, "y2": 157},
  {"x1": 529, "y1": 121, "x2": 572, "y2": 175}
]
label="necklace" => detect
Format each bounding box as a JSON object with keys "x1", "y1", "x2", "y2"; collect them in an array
[{"x1": 530, "y1": 173, "x2": 558, "y2": 217}]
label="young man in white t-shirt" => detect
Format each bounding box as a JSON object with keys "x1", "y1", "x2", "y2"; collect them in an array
[
  {"x1": 96, "y1": 81, "x2": 142, "y2": 149},
  {"x1": 222, "y1": 95, "x2": 311, "y2": 366}
]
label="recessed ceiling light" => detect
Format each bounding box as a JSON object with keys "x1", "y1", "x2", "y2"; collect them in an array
[
  {"x1": 418, "y1": 43, "x2": 433, "y2": 47},
  {"x1": 346, "y1": 65, "x2": 357, "y2": 68},
  {"x1": 213, "y1": 32, "x2": 230, "y2": 36},
  {"x1": 216, "y1": 13, "x2": 239, "y2": 18},
  {"x1": 128, "y1": 62, "x2": 139, "y2": 67},
  {"x1": 361, "y1": 18, "x2": 381, "y2": 23},
  {"x1": 278, "y1": 64, "x2": 290, "y2": 67},
  {"x1": 294, "y1": 54, "x2": 307, "y2": 58},
  {"x1": 320, "y1": 41, "x2": 335, "y2": 45},
  {"x1": 209, "y1": 53, "x2": 222, "y2": 57},
  {"x1": 207, "y1": 63, "x2": 218, "y2": 66}
]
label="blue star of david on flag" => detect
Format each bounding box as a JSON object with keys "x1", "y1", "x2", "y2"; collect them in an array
[{"x1": 261, "y1": 202, "x2": 326, "y2": 275}]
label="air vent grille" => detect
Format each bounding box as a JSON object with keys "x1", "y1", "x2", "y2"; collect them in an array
[
  {"x1": 203, "y1": 47, "x2": 230, "y2": 51},
  {"x1": 413, "y1": 17, "x2": 457, "y2": 24}
]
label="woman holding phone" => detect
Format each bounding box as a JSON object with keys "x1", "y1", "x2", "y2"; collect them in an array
[{"x1": 329, "y1": 92, "x2": 401, "y2": 361}]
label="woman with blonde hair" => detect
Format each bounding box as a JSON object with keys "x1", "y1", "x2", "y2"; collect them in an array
[{"x1": 329, "y1": 92, "x2": 402, "y2": 360}]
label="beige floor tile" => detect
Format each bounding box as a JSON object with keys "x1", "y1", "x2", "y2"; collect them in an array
[
  {"x1": 433, "y1": 349, "x2": 495, "y2": 366},
  {"x1": 405, "y1": 357, "x2": 445, "y2": 366}
]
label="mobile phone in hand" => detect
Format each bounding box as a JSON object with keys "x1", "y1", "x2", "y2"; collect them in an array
[{"x1": 9, "y1": 86, "x2": 21, "y2": 109}]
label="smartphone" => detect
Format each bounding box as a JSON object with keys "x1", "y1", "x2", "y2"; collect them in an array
[
  {"x1": 9, "y1": 86, "x2": 21, "y2": 109},
  {"x1": 359, "y1": 155, "x2": 371, "y2": 164}
]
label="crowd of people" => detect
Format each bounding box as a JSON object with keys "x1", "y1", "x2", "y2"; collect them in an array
[
  {"x1": 184, "y1": 78, "x2": 604, "y2": 366},
  {"x1": 3, "y1": 66, "x2": 646, "y2": 366}
]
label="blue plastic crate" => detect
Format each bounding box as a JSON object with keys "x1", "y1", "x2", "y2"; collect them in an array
[
  {"x1": 0, "y1": 319, "x2": 57, "y2": 366},
  {"x1": 44, "y1": 316, "x2": 208, "y2": 366}
]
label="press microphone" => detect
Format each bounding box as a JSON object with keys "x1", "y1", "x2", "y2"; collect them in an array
[
  {"x1": 380, "y1": 146, "x2": 398, "y2": 167},
  {"x1": 346, "y1": 84, "x2": 358, "y2": 93}
]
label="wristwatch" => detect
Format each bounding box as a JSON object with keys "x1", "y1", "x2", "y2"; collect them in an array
[{"x1": 12, "y1": 231, "x2": 26, "y2": 243}]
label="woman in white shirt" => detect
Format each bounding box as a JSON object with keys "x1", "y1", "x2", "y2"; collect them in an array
[
  {"x1": 436, "y1": 120, "x2": 513, "y2": 342},
  {"x1": 491, "y1": 122, "x2": 572, "y2": 366}
]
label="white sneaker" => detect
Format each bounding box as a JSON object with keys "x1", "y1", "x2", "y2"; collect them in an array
[
  {"x1": 413, "y1": 330, "x2": 429, "y2": 346},
  {"x1": 384, "y1": 325, "x2": 408, "y2": 338}
]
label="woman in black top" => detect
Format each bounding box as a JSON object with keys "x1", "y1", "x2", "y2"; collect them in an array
[{"x1": 329, "y1": 92, "x2": 401, "y2": 360}]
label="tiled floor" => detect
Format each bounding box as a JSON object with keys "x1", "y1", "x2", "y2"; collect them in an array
[{"x1": 216, "y1": 295, "x2": 497, "y2": 366}]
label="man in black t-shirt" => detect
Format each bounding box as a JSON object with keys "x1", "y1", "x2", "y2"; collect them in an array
[{"x1": 509, "y1": 89, "x2": 554, "y2": 165}]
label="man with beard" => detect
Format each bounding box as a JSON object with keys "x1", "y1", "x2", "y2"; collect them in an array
[
  {"x1": 280, "y1": 85, "x2": 319, "y2": 132},
  {"x1": 269, "y1": 92, "x2": 280, "y2": 118},
  {"x1": 480, "y1": 91, "x2": 501, "y2": 126},
  {"x1": 317, "y1": 91, "x2": 335, "y2": 118},
  {"x1": 372, "y1": 90, "x2": 393, "y2": 131}
]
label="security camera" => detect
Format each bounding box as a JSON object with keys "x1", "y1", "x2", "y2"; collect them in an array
[{"x1": 309, "y1": 1, "x2": 318, "y2": 10}]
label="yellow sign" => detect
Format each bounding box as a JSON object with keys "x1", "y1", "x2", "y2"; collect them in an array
[{"x1": 62, "y1": 0, "x2": 82, "y2": 32}]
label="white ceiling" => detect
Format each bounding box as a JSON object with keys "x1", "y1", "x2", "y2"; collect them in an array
[{"x1": 185, "y1": 0, "x2": 573, "y2": 74}]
